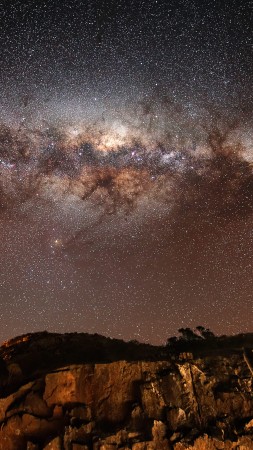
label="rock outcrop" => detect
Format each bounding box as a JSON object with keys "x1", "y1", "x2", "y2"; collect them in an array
[{"x1": 0, "y1": 351, "x2": 253, "y2": 449}]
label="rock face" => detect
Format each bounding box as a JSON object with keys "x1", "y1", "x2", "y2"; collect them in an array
[{"x1": 0, "y1": 354, "x2": 253, "y2": 449}]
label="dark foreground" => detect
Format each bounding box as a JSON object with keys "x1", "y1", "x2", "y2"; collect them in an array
[{"x1": 0, "y1": 331, "x2": 253, "y2": 449}]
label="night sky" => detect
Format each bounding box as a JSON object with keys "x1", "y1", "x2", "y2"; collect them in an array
[{"x1": 0, "y1": 0, "x2": 252, "y2": 344}]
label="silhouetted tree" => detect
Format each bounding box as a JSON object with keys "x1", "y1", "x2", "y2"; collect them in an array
[
  {"x1": 178, "y1": 327, "x2": 201, "y2": 341},
  {"x1": 196, "y1": 326, "x2": 215, "y2": 339}
]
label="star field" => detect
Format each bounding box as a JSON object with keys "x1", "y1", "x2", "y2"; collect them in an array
[{"x1": 0, "y1": 0, "x2": 252, "y2": 344}]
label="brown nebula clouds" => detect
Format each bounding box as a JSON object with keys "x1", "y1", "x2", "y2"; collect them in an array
[
  {"x1": 0, "y1": 108, "x2": 252, "y2": 231},
  {"x1": 177, "y1": 128, "x2": 253, "y2": 227}
]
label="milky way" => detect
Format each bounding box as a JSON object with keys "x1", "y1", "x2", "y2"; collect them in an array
[{"x1": 0, "y1": 0, "x2": 252, "y2": 343}]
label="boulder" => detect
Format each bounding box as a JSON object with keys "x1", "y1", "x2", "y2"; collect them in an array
[
  {"x1": 43, "y1": 436, "x2": 62, "y2": 449},
  {"x1": 0, "y1": 381, "x2": 35, "y2": 423},
  {"x1": 21, "y1": 413, "x2": 62, "y2": 440},
  {"x1": 27, "y1": 443, "x2": 39, "y2": 450}
]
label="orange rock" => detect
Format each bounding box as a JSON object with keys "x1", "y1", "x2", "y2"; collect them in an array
[
  {"x1": 21, "y1": 413, "x2": 62, "y2": 440},
  {"x1": 52, "y1": 405, "x2": 63, "y2": 418},
  {"x1": 72, "y1": 445, "x2": 89, "y2": 450},
  {"x1": 43, "y1": 436, "x2": 62, "y2": 449},
  {"x1": 27, "y1": 442, "x2": 39, "y2": 450}
]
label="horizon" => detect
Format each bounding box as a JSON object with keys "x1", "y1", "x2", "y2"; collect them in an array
[{"x1": 2, "y1": 327, "x2": 253, "y2": 350}]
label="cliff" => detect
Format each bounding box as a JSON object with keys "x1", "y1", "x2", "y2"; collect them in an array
[{"x1": 0, "y1": 333, "x2": 253, "y2": 449}]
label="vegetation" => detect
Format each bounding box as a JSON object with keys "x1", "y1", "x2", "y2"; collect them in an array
[
  {"x1": 167, "y1": 325, "x2": 214, "y2": 344},
  {"x1": 166, "y1": 326, "x2": 253, "y2": 356}
]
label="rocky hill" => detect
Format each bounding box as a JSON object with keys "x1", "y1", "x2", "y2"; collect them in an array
[{"x1": 0, "y1": 332, "x2": 253, "y2": 449}]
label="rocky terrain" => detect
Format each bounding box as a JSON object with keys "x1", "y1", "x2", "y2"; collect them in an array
[{"x1": 0, "y1": 332, "x2": 253, "y2": 449}]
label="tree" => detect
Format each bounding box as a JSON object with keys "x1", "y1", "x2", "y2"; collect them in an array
[
  {"x1": 196, "y1": 326, "x2": 215, "y2": 339},
  {"x1": 178, "y1": 327, "x2": 201, "y2": 341},
  {"x1": 167, "y1": 336, "x2": 179, "y2": 347}
]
